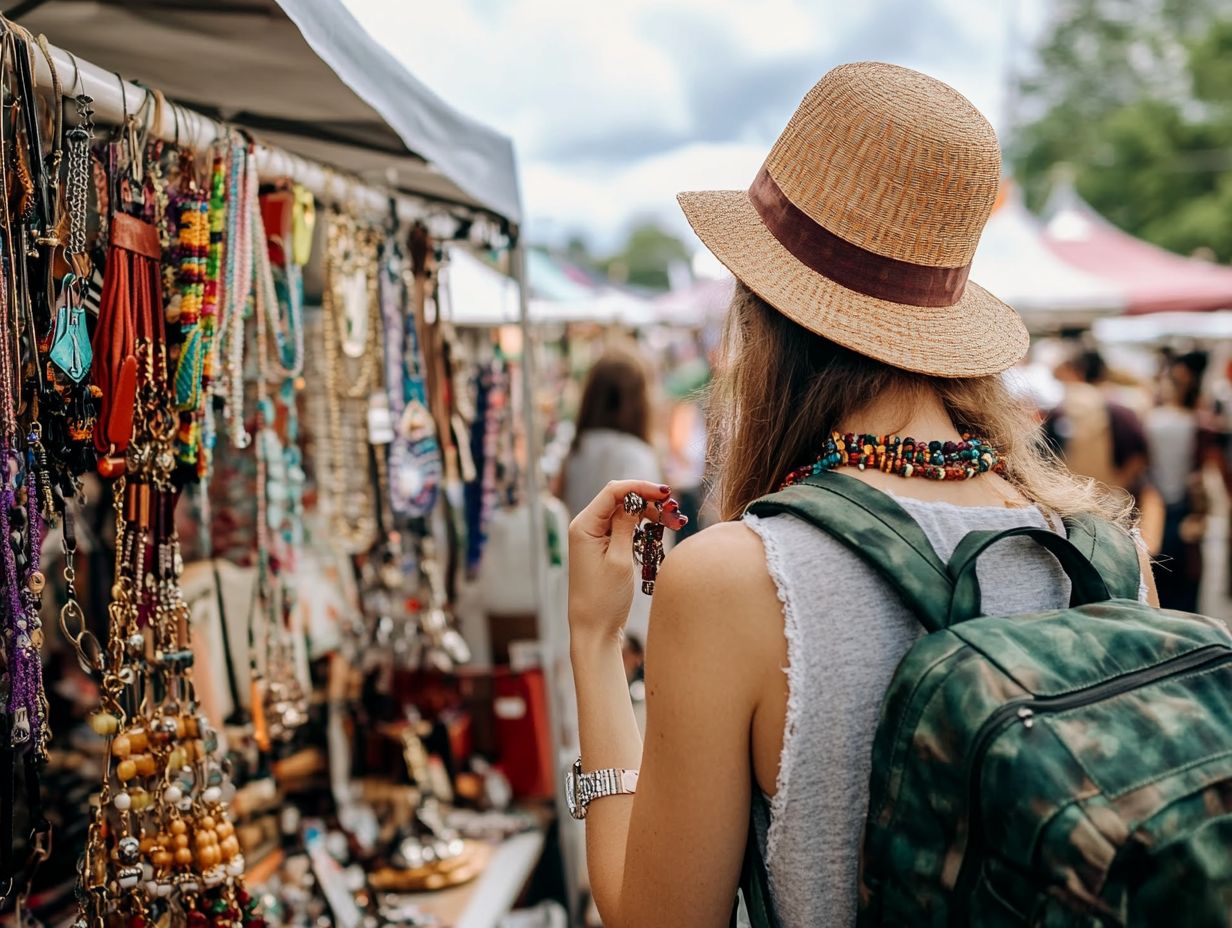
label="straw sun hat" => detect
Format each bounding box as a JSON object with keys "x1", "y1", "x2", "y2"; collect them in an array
[{"x1": 678, "y1": 61, "x2": 1028, "y2": 378}]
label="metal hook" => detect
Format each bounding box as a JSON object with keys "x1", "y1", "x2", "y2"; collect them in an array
[
  {"x1": 114, "y1": 69, "x2": 127, "y2": 124},
  {"x1": 66, "y1": 50, "x2": 82, "y2": 97}
]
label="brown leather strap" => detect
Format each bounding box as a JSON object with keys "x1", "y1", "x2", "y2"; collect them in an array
[
  {"x1": 110, "y1": 212, "x2": 160, "y2": 260},
  {"x1": 92, "y1": 212, "x2": 164, "y2": 453},
  {"x1": 747, "y1": 167, "x2": 971, "y2": 307}
]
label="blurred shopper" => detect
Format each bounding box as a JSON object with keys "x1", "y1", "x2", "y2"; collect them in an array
[
  {"x1": 564, "y1": 65, "x2": 1179, "y2": 928},
  {"x1": 1145, "y1": 352, "x2": 1212, "y2": 611},
  {"x1": 562, "y1": 347, "x2": 661, "y2": 640},
  {"x1": 1046, "y1": 347, "x2": 1164, "y2": 552}
]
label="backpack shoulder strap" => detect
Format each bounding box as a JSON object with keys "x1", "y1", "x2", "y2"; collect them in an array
[
  {"x1": 1062, "y1": 512, "x2": 1142, "y2": 601},
  {"x1": 745, "y1": 472, "x2": 953, "y2": 632}
]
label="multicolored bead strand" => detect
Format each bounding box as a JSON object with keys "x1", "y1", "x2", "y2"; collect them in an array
[
  {"x1": 781, "y1": 432, "x2": 1006, "y2": 488},
  {"x1": 181, "y1": 148, "x2": 228, "y2": 474}
]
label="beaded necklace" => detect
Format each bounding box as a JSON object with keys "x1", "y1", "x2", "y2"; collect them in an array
[
  {"x1": 780, "y1": 431, "x2": 1006, "y2": 488},
  {"x1": 169, "y1": 150, "x2": 210, "y2": 476},
  {"x1": 189, "y1": 147, "x2": 228, "y2": 477},
  {"x1": 0, "y1": 261, "x2": 44, "y2": 752},
  {"x1": 213, "y1": 136, "x2": 251, "y2": 451},
  {"x1": 251, "y1": 191, "x2": 307, "y2": 743},
  {"x1": 78, "y1": 292, "x2": 257, "y2": 927},
  {"x1": 253, "y1": 196, "x2": 303, "y2": 380}
]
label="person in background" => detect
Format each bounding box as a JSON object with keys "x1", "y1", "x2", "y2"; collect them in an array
[
  {"x1": 1145, "y1": 351, "x2": 1213, "y2": 612},
  {"x1": 1047, "y1": 346, "x2": 1164, "y2": 553},
  {"x1": 561, "y1": 347, "x2": 662, "y2": 640}
]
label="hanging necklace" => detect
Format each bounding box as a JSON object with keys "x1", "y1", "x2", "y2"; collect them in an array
[
  {"x1": 192, "y1": 144, "x2": 228, "y2": 477},
  {"x1": 78, "y1": 279, "x2": 259, "y2": 928},
  {"x1": 253, "y1": 187, "x2": 303, "y2": 381},
  {"x1": 0, "y1": 261, "x2": 45, "y2": 754},
  {"x1": 386, "y1": 226, "x2": 441, "y2": 519},
  {"x1": 251, "y1": 191, "x2": 308, "y2": 743},
  {"x1": 212, "y1": 135, "x2": 252, "y2": 451},
  {"x1": 320, "y1": 210, "x2": 379, "y2": 551},
  {"x1": 167, "y1": 147, "x2": 210, "y2": 380},
  {"x1": 780, "y1": 432, "x2": 1006, "y2": 489}
]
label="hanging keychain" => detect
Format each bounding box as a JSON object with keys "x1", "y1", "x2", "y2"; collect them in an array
[{"x1": 624, "y1": 492, "x2": 667, "y2": 595}]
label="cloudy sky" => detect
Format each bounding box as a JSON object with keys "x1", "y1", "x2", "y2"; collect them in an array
[{"x1": 344, "y1": 0, "x2": 1049, "y2": 258}]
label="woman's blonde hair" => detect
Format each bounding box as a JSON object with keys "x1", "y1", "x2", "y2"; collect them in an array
[{"x1": 707, "y1": 283, "x2": 1131, "y2": 524}]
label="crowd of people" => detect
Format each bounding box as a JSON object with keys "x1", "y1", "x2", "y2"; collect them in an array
[
  {"x1": 1044, "y1": 345, "x2": 1226, "y2": 612},
  {"x1": 556, "y1": 338, "x2": 1232, "y2": 621}
]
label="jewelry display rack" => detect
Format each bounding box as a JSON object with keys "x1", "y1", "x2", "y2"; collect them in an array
[{"x1": 0, "y1": 18, "x2": 563, "y2": 928}]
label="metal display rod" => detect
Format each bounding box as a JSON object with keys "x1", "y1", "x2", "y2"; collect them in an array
[{"x1": 32, "y1": 38, "x2": 432, "y2": 226}]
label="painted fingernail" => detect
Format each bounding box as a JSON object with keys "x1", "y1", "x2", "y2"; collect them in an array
[
  {"x1": 659, "y1": 485, "x2": 671, "y2": 495},
  {"x1": 664, "y1": 499, "x2": 680, "y2": 512}
]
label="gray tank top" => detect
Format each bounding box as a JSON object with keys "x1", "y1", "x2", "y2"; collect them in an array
[{"x1": 743, "y1": 497, "x2": 1096, "y2": 927}]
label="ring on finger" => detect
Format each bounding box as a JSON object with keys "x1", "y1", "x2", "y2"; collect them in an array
[{"x1": 623, "y1": 491, "x2": 646, "y2": 515}]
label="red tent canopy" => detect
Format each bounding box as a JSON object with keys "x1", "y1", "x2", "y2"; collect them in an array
[{"x1": 1042, "y1": 184, "x2": 1232, "y2": 315}]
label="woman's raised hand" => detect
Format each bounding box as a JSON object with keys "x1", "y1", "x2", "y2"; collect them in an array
[{"x1": 568, "y1": 480, "x2": 688, "y2": 647}]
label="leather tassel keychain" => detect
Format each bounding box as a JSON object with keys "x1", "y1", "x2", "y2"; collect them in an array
[{"x1": 92, "y1": 137, "x2": 165, "y2": 474}]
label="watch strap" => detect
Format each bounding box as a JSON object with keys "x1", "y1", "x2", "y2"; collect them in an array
[
  {"x1": 583, "y1": 767, "x2": 639, "y2": 801},
  {"x1": 575, "y1": 761, "x2": 638, "y2": 816}
]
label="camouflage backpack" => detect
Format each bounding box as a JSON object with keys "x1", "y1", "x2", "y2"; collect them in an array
[{"x1": 737, "y1": 472, "x2": 1232, "y2": 927}]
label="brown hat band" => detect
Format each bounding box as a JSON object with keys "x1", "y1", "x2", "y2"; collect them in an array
[{"x1": 747, "y1": 168, "x2": 971, "y2": 307}]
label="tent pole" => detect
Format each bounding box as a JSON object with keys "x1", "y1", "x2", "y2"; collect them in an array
[
  {"x1": 512, "y1": 238, "x2": 581, "y2": 922},
  {"x1": 512, "y1": 237, "x2": 547, "y2": 643}
]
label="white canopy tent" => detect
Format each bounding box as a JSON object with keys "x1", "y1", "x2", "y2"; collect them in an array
[
  {"x1": 14, "y1": 0, "x2": 522, "y2": 225},
  {"x1": 440, "y1": 247, "x2": 659, "y2": 327},
  {"x1": 1093, "y1": 311, "x2": 1232, "y2": 345},
  {"x1": 970, "y1": 186, "x2": 1126, "y2": 332},
  {"x1": 439, "y1": 246, "x2": 521, "y2": 327}
]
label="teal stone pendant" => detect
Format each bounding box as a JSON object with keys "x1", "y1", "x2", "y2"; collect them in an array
[{"x1": 49, "y1": 301, "x2": 92, "y2": 383}]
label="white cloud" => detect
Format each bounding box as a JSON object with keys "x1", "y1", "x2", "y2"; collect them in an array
[
  {"x1": 344, "y1": 0, "x2": 1049, "y2": 251},
  {"x1": 522, "y1": 140, "x2": 768, "y2": 250}
]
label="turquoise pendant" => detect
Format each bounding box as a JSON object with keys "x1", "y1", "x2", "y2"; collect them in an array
[{"x1": 48, "y1": 291, "x2": 92, "y2": 383}]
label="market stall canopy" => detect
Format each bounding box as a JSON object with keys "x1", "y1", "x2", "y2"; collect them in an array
[
  {"x1": 439, "y1": 245, "x2": 521, "y2": 327},
  {"x1": 15, "y1": 0, "x2": 522, "y2": 225},
  {"x1": 439, "y1": 248, "x2": 656, "y2": 327},
  {"x1": 654, "y1": 276, "x2": 735, "y2": 328},
  {"x1": 525, "y1": 250, "x2": 655, "y2": 325},
  {"x1": 1042, "y1": 183, "x2": 1232, "y2": 316},
  {"x1": 1092, "y1": 311, "x2": 1232, "y2": 345},
  {"x1": 970, "y1": 185, "x2": 1126, "y2": 332}
]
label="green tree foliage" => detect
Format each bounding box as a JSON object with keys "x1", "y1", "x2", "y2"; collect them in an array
[
  {"x1": 603, "y1": 223, "x2": 691, "y2": 292},
  {"x1": 549, "y1": 224, "x2": 692, "y2": 292},
  {"x1": 1012, "y1": 0, "x2": 1232, "y2": 260}
]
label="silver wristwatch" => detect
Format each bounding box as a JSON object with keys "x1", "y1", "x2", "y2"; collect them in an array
[{"x1": 565, "y1": 757, "x2": 639, "y2": 820}]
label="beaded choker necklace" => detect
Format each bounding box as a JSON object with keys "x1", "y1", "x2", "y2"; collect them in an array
[{"x1": 781, "y1": 431, "x2": 1005, "y2": 488}]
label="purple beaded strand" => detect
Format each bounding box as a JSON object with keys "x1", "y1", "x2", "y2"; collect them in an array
[
  {"x1": 20, "y1": 459, "x2": 45, "y2": 744},
  {"x1": 0, "y1": 473, "x2": 38, "y2": 747}
]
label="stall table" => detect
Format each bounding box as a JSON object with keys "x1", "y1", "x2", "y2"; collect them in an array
[{"x1": 400, "y1": 829, "x2": 546, "y2": 928}]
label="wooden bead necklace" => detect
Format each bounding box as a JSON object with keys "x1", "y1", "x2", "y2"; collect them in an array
[{"x1": 781, "y1": 432, "x2": 1006, "y2": 488}]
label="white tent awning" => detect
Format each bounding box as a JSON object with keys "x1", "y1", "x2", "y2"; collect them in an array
[
  {"x1": 970, "y1": 188, "x2": 1125, "y2": 330},
  {"x1": 17, "y1": 0, "x2": 521, "y2": 224}
]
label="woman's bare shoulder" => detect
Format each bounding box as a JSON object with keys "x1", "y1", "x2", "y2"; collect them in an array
[
  {"x1": 653, "y1": 521, "x2": 781, "y2": 634},
  {"x1": 662, "y1": 520, "x2": 768, "y2": 583},
  {"x1": 647, "y1": 520, "x2": 784, "y2": 691}
]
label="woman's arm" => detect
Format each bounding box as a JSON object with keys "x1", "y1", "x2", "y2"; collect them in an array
[{"x1": 570, "y1": 484, "x2": 779, "y2": 927}]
